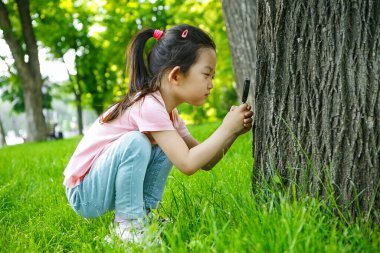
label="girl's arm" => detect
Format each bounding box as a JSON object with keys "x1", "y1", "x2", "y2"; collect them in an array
[
  {"x1": 150, "y1": 104, "x2": 252, "y2": 175},
  {"x1": 182, "y1": 134, "x2": 237, "y2": 171},
  {"x1": 182, "y1": 104, "x2": 253, "y2": 171}
]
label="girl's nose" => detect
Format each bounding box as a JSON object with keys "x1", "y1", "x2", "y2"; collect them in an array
[{"x1": 208, "y1": 81, "x2": 214, "y2": 90}]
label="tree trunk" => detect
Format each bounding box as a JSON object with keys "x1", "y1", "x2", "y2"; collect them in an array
[
  {"x1": 74, "y1": 57, "x2": 84, "y2": 136},
  {"x1": 75, "y1": 93, "x2": 84, "y2": 136},
  {"x1": 253, "y1": 0, "x2": 379, "y2": 219},
  {"x1": 0, "y1": 0, "x2": 47, "y2": 142},
  {"x1": 23, "y1": 80, "x2": 47, "y2": 141},
  {"x1": 0, "y1": 116, "x2": 6, "y2": 147},
  {"x1": 221, "y1": 0, "x2": 256, "y2": 105},
  {"x1": 62, "y1": 54, "x2": 84, "y2": 136}
]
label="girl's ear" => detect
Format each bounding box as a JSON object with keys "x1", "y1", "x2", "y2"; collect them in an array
[{"x1": 167, "y1": 66, "x2": 181, "y2": 86}]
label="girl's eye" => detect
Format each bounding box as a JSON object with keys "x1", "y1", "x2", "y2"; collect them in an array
[{"x1": 203, "y1": 73, "x2": 214, "y2": 79}]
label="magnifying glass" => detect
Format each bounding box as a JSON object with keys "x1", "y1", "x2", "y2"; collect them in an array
[{"x1": 242, "y1": 79, "x2": 250, "y2": 104}]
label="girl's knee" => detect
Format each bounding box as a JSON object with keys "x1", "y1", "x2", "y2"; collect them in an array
[{"x1": 66, "y1": 187, "x2": 108, "y2": 219}]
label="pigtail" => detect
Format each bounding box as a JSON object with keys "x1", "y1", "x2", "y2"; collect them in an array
[
  {"x1": 127, "y1": 28, "x2": 154, "y2": 94},
  {"x1": 101, "y1": 29, "x2": 155, "y2": 123}
]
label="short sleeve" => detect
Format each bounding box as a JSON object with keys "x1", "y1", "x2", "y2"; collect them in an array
[
  {"x1": 173, "y1": 109, "x2": 191, "y2": 138},
  {"x1": 132, "y1": 96, "x2": 176, "y2": 133}
]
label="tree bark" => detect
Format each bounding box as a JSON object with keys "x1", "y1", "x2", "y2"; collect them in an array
[
  {"x1": 221, "y1": 0, "x2": 256, "y2": 105},
  {"x1": 253, "y1": 0, "x2": 379, "y2": 219},
  {"x1": 0, "y1": 0, "x2": 47, "y2": 142}
]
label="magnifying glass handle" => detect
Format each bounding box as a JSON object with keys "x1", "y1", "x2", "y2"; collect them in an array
[{"x1": 242, "y1": 79, "x2": 250, "y2": 104}]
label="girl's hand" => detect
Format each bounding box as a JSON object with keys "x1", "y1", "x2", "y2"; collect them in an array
[
  {"x1": 230, "y1": 104, "x2": 253, "y2": 135},
  {"x1": 240, "y1": 104, "x2": 253, "y2": 135},
  {"x1": 222, "y1": 104, "x2": 253, "y2": 135}
]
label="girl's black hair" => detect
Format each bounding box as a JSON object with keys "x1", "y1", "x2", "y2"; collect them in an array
[{"x1": 101, "y1": 24, "x2": 216, "y2": 123}]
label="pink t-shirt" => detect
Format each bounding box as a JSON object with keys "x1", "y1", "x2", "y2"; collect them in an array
[{"x1": 63, "y1": 91, "x2": 190, "y2": 188}]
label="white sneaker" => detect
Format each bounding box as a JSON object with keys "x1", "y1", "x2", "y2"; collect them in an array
[{"x1": 105, "y1": 220, "x2": 145, "y2": 244}]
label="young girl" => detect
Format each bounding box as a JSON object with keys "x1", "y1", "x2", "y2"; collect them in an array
[{"x1": 64, "y1": 24, "x2": 253, "y2": 243}]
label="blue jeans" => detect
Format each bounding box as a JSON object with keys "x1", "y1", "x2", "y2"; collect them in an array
[{"x1": 65, "y1": 131, "x2": 173, "y2": 219}]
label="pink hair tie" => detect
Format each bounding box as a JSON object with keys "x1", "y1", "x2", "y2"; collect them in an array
[
  {"x1": 181, "y1": 29, "x2": 188, "y2": 38},
  {"x1": 153, "y1": 29, "x2": 164, "y2": 41}
]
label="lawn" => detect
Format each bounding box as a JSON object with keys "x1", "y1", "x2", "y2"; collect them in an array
[{"x1": 0, "y1": 122, "x2": 379, "y2": 252}]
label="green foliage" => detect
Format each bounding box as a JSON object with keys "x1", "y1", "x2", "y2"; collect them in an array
[
  {"x1": 0, "y1": 65, "x2": 52, "y2": 113},
  {"x1": 0, "y1": 0, "x2": 53, "y2": 113},
  {"x1": 33, "y1": 0, "x2": 109, "y2": 113},
  {"x1": 0, "y1": 68, "x2": 24, "y2": 112},
  {"x1": 0, "y1": 123, "x2": 379, "y2": 252},
  {"x1": 2, "y1": 0, "x2": 236, "y2": 122}
]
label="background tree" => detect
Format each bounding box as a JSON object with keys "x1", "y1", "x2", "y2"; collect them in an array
[
  {"x1": 0, "y1": 0, "x2": 47, "y2": 141},
  {"x1": 0, "y1": 116, "x2": 5, "y2": 147},
  {"x1": 221, "y1": 0, "x2": 256, "y2": 106},
  {"x1": 33, "y1": 0, "x2": 93, "y2": 135},
  {"x1": 251, "y1": 0, "x2": 379, "y2": 219}
]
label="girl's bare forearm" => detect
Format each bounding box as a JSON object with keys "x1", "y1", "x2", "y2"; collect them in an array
[
  {"x1": 201, "y1": 134, "x2": 237, "y2": 170},
  {"x1": 184, "y1": 126, "x2": 235, "y2": 174}
]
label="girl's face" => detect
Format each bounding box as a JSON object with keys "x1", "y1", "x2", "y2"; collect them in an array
[{"x1": 177, "y1": 48, "x2": 216, "y2": 106}]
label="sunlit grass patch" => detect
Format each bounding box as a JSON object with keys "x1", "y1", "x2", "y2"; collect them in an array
[{"x1": 0, "y1": 122, "x2": 378, "y2": 252}]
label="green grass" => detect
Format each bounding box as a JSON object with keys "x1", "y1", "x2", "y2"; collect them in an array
[{"x1": 0, "y1": 122, "x2": 379, "y2": 252}]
